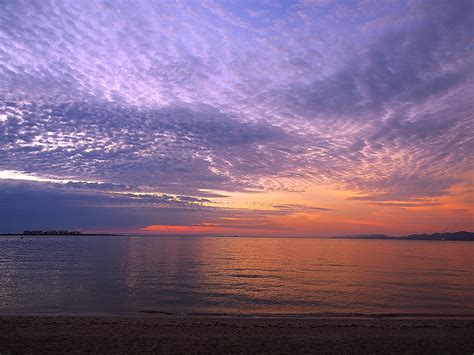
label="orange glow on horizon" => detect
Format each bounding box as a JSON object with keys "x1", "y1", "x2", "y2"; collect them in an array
[{"x1": 137, "y1": 178, "x2": 473, "y2": 237}]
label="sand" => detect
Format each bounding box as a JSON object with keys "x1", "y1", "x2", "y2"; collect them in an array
[{"x1": 0, "y1": 315, "x2": 473, "y2": 354}]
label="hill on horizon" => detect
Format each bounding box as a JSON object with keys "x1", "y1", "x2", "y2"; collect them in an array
[{"x1": 334, "y1": 231, "x2": 474, "y2": 241}]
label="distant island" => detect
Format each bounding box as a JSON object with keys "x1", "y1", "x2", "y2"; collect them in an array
[
  {"x1": 0, "y1": 230, "x2": 122, "y2": 236},
  {"x1": 24, "y1": 230, "x2": 82, "y2": 236},
  {"x1": 333, "y1": 231, "x2": 474, "y2": 241}
]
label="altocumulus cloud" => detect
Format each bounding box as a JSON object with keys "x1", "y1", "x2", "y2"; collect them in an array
[{"x1": 0, "y1": 0, "x2": 472, "y2": 231}]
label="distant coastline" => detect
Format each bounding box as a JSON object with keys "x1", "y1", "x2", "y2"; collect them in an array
[
  {"x1": 0, "y1": 230, "x2": 473, "y2": 240},
  {"x1": 0, "y1": 230, "x2": 122, "y2": 237},
  {"x1": 332, "y1": 231, "x2": 474, "y2": 241}
]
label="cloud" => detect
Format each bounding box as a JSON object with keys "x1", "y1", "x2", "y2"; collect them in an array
[
  {"x1": 0, "y1": 101, "x2": 302, "y2": 194},
  {"x1": 0, "y1": 0, "x2": 472, "y2": 231},
  {"x1": 268, "y1": 0, "x2": 474, "y2": 199},
  {"x1": 272, "y1": 203, "x2": 334, "y2": 213},
  {"x1": 0, "y1": 180, "x2": 216, "y2": 232},
  {"x1": 0, "y1": 179, "x2": 333, "y2": 233}
]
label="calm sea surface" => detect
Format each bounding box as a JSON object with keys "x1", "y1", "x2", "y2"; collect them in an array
[{"x1": 0, "y1": 236, "x2": 473, "y2": 316}]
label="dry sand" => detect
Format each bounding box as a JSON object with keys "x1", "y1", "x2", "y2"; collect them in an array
[{"x1": 0, "y1": 315, "x2": 473, "y2": 354}]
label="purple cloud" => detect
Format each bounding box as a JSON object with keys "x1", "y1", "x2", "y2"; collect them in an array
[{"x1": 0, "y1": 0, "x2": 472, "y2": 231}]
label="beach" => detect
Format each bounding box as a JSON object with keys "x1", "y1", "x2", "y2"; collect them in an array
[{"x1": 1, "y1": 316, "x2": 473, "y2": 354}]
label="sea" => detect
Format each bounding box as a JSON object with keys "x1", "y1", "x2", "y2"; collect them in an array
[{"x1": 0, "y1": 236, "x2": 473, "y2": 317}]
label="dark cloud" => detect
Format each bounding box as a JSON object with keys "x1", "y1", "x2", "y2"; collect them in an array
[
  {"x1": 0, "y1": 181, "x2": 215, "y2": 232},
  {"x1": 272, "y1": 204, "x2": 334, "y2": 212},
  {"x1": 0, "y1": 180, "x2": 331, "y2": 233}
]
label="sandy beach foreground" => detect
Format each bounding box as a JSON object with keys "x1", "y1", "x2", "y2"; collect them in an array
[{"x1": 0, "y1": 316, "x2": 473, "y2": 354}]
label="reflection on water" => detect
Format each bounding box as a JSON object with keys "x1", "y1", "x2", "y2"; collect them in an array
[{"x1": 0, "y1": 236, "x2": 473, "y2": 315}]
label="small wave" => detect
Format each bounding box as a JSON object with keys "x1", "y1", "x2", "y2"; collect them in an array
[{"x1": 228, "y1": 274, "x2": 273, "y2": 279}]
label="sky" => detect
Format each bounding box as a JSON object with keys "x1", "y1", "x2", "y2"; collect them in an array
[{"x1": 0, "y1": 0, "x2": 472, "y2": 236}]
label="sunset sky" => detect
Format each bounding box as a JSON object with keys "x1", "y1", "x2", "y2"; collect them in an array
[{"x1": 0, "y1": 0, "x2": 472, "y2": 236}]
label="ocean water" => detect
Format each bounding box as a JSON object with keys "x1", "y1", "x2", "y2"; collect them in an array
[{"x1": 0, "y1": 236, "x2": 473, "y2": 316}]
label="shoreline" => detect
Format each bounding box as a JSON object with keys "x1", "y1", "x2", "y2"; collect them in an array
[
  {"x1": 2, "y1": 311, "x2": 474, "y2": 319},
  {"x1": 1, "y1": 232, "x2": 473, "y2": 241},
  {"x1": 1, "y1": 315, "x2": 473, "y2": 353}
]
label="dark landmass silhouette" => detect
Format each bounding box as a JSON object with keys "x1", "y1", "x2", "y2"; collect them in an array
[
  {"x1": 0, "y1": 231, "x2": 473, "y2": 240},
  {"x1": 334, "y1": 231, "x2": 474, "y2": 241},
  {"x1": 23, "y1": 230, "x2": 82, "y2": 236},
  {"x1": 0, "y1": 230, "x2": 122, "y2": 236}
]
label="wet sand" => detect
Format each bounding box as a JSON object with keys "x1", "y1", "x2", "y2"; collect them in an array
[{"x1": 0, "y1": 316, "x2": 473, "y2": 354}]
